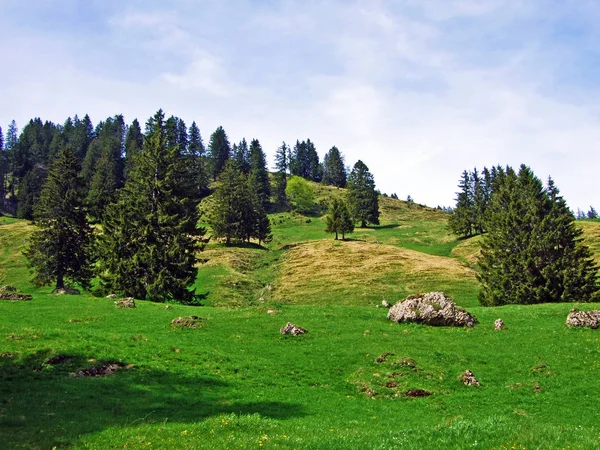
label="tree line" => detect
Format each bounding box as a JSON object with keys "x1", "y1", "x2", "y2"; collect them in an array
[
  {"x1": 449, "y1": 164, "x2": 599, "y2": 306},
  {"x1": 6, "y1": 110, "x2": 381, "y2": 303}
]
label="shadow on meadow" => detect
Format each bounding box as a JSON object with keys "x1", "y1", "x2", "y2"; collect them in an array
[{"x1": 0, "y1": 351, "x2": 305, "y2": 449}]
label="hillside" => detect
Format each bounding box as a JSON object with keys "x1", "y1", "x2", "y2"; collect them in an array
[{"x1": 1, "y1": 192, "x2": 600, "y2": 449}]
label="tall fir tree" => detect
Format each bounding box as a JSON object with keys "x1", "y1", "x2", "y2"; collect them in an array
[
  {"x1": 188, "y1": 121, "x2": 208, "y2": 197},
  {"x1": 322, "y1": 146, "x2": 346, "y2": 187},
  {"x1": 232, "y1": 138, "x2": 250, "y2": 174},
  {"x1": 274, "y1": 141, "x2": 289, "y2": 205},
  {"x1": 23, "y1": 147, "x2": 93, "y2": 290},
  {"x1": 347, "y1": 160, "x2": 379, "y2": 227},
  {"x1": 208, "y1": 126, "x2": 231, "y2": 180},
  {"x1": 448, "y1": 170, "x2": 475, "y2": 237},
  {"x1": 98, "y1": 110, "x2": 203, "y2": 303},
  {"x1": 124, "y1": 119, "x2": 143, "y2": 179},
  {"x1": 248, "y1": 138, "x2": 270, "y2": 208},
  {"x1": 478, "y1": 165, "x2": 599, "y2": 306}
]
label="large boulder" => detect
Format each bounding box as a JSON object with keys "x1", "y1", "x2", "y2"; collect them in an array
[
  {"x1": 115, "y1": 297, "x2": 136, "y2": 308},
  {"x1": 566, "y1": 308, "x2": 600, "y2": 329},
  {"x1": 387, "y1": 292, "x2": 476, "y2": 327}
]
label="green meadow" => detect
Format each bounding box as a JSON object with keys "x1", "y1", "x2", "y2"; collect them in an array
[{"x1": 1, "y1": 198, "x2": 600, "y2": 449}]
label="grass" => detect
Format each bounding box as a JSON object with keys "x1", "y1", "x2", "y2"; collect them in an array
[{"x1": 1, "y1": 196, "x2": 600, "y2": 448}]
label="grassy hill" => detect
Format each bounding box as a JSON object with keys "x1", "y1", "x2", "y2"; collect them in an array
[{"x1": 1, "y1": 190, "x2": 600, "y2": 449}]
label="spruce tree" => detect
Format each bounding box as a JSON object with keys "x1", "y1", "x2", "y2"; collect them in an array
[
  {"x1": 325, "y1": 198, "x2": 354, "y2": 240},
  {"x1": 124, "y1": 119, "x2": 143, "y2": 179},
  {"x1": 24, "y1": 147, "x2": 93, "y2": 290},
  {"x1": 98, "y1": 110, "x2": 203, "y2": 303},
  {"x1": 448, "y1": 170, "x2": 474, "y2": 237},
  {"x1": 208, "y1": 160, "x2": 248, "y2": 244},
  {"x1": 208, "y1": 126, "x2": 231, "y2": 180},
  {"x1": 322, "y1": 146, "x2": 346, "y2": 187},
  {"x1": 187, "y1": 121, "x2": 208, "y2": 197},
  {"x1": 274, "y1": 142, "x2": 289, "y2": 205},
  {"x1": 248, "y1": 138, "x2": 270, "y2": 208},
  {"x1": 478, "y1": 165, "x2": 598, "y2": 306},
  {"x1": 347, "y1": 160, "x2": 379, "y2": 227},
  {"x1": 232, "y1": 138, "x2": 250, "y2": 174}
]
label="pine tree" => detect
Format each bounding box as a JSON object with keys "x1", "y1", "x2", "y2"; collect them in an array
[
  {"x1": 232, "y1": 138, "x2": 250, "y2": 174},
  {"x1": 587, "y1": 207, "x2": 598, "y2": 219},
  {"x1": 322, "y1": 146, "x2": 346, "y2": 187},
  {"x1": 23, "y1": 147, "x2": 93, "y2": 290},
  {"x1": 248, "y1": 138, "x2": 270, "y2": 208},
  {"x1": 187, "y1": 121, "x2": 208, "y2": 197},
  {"x1": 325, "y1": 198, "x2": 354, "y2": 240},
  {"x1": 208, "y1": 160, "x2": 248, "y2": 245},
  {"x1": 306, "y1": 139, "x2": 322, "y2": 182},
  {"x1": 124, "y1": 119, "x2": 143, "y2": 179},
  {"x1": 448, "y1": 170, "x2": 474, "y2": 237},
  {"x1": 478, "y1": 165, "x2": 599, "y2": 306},
  {"x1": 347, "y1": 160, "x2": 379, "y2": 227},
  {"x1": 208, "y1": 126, "x2": 231, "y2": 180},
  {"x1": 98, "y1": 110, "x2": 203, "y2": 303},
  {"x1": 0, "y1": 126, "x2": 4, "y2": 213},
  {"x1": 274, "y1": 142, "x2": 289, "y2": 205}
]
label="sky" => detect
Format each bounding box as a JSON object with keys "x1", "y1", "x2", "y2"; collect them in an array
[{"x1": 1, "y1": 0, "x2": 599, "y2": 211}]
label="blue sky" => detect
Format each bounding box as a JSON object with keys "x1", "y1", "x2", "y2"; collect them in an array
[{"x1": 1, "y1": 0, "x2": 599, "y2": 210}]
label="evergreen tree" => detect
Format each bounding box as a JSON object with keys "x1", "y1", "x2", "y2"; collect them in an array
[
  {"x1": 187, "y1": 121, "x2": 208, "y2": 197},
  {"x1": 290, "y1": 140, "x2": 309, "y2": 178},
  {"x1": 208, "y1": 160, "x2": 249, "y2": 245},
  {"x1": 587, "y1": 207, "x2": 598, "y2": 219},
  {"x1": 347, "y1": 160, "x2": 379, "y2": 227},
  {"x1": 448, "y1": 170, "x2": 475, "y2": 237},
  {"x1": 306, "y1": 139, "x2": 322, "y2": 182},
  {"x1": 322, "y1": 146, "x2": 346, "y2": 187},
  {"x1": 98, "y1": 110, "x2": 203, "y2": 303},
  {"x1": 248, "y1": 138, "x2": 270, "y2": 208},
  {"x1": 5, "y1": 120, "x2": 18, "y2": 198},
  {"x1": 208, "y1": 126, "x2": 231, "y2": 180},
  {"x1": 232, "y1": 138, "x2": 250, "y2": 174},
  {"x1": 124, "y1": 119, "x2": 143, "y2": 179},
  {"x1": 16, "y1": 167, "x2": 46, "y2": 219},
  {"x1": 274, "y1": 142, "x2": 289, "y2": 205},
  {"x1": 478, "y1": 165, "x2": 599, "y2": 306},
  {"x1": 325, "y1": 198, "x2": 354, "y2": 240},
  {"x1": 23, "y1": 147, "x2": 93, "y2": 290}
]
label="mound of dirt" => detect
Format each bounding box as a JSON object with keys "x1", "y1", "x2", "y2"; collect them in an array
[
  {"x1": 565, "y1": 308, "x2": 600, "y2": 329},
  {"x1": 45, "y1": 354, "x2": 72, "y2": 365},
  {"x1": 405, "y1": 389, "x2": 432, "y2": 397},
  {"x1": 494, "y1": 318, "x2": 506, "y2": 330},
  {"x1": 170, "y1": 316, "x2": 204, "y2": 328},
  {"x1": 387, "y1": 292, "x2": 476, "y2": 327},
  {"x1": 280, "y1": 322, "x2": 307, "y2": 335},
  {"x1": 459, "y1": 369, "x2": 480, "y2": 386}
]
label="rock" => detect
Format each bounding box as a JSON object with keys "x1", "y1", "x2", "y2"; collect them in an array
[
  {"x1": 115, "y1": 297, "x2": 136, "y2": 308},
  {"x1": 165, "y1": 305, "x2": 172, "y2": 310},
  {"x1": 494, "y1": 318, "x2": 505, "y2": 330},
  {"x1": 459, "y1": 369, "x2": 480, "y2": 386},
  {"x1": 267, "y1": 309, "x2": 279, "y2": 315},
  {"x1": 53, "y1": 286, "x2": 80, "y2": 295},
  {"x1": 105, "y1": 294, "x2": 117, "y2": 299},
  {"x1": 77, "y1": 362, "x2": 123, "y2": 377},
  {"x1": 280, "y1": 322, "x2": 307, "y2": 336},
  {"x1": 170, "y1": 316, "x2": 204, "y2": 328},
  {"x1": 387, "y1": 292, "x2": 477, "y2": 327},
  {"x1": 382, "y1": 300, "x2": 392, "y2": 308},
  {"x1": 374, "y1": 352, "x2": 394, "y2": 364},
  {"x1": 565, "y1": 308, "x2": 600, "y2": 329}
]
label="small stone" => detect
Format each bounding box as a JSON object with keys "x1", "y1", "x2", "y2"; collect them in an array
[
  {"x1": 53, "y1": 286, "x2": 80, "y2": 295},
  {"x1": 165, "y1": 305, "x2": 172, "y2": 310},
  {"x1": 280, "y1": 322, "x2": 307, "y2": 336},
  {"x1": 382, "y1": 300, "x2": 392, "y2": 308},
  {"x1": 0, "y1": 285, "x2": 17, "y2": 293},
  {"x1": 170, "y1": 316, "x2": 204, "y2": 328},
  {"x1": 494, "y1": 318, "x2": 505, "y2": 330},
  {"x1": 106, "y1": 294, "x2": 117, "y2": 299}
]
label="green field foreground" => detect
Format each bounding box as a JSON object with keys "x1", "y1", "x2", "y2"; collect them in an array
[{"x1": 2, "y1": 204, "x2": 600, "y2": 449}]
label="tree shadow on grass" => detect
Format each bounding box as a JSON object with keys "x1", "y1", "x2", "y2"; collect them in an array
[
  {"x1": 362, "y1": 223, "x2": 400, "y2": 230},
  {"x1": 0, "y1": 352, "x2": 305, "y2": 449}
]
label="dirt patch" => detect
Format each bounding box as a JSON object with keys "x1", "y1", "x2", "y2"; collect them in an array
[
  {"x1": 76, "y1": 361, "x2": 128, "y2": 377},
  {"x1": 405, "y1": 389, "x2": 432, "y2": 397},
  {"x1": 45, "y1": 354, "x2": 72, "y2": 365},
  {"x1": 374, "y1": 352, "x2": 395, "y2": 364},
  {"x1": 170, "y1": 316, "x2": 205, "y2": 328}
]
